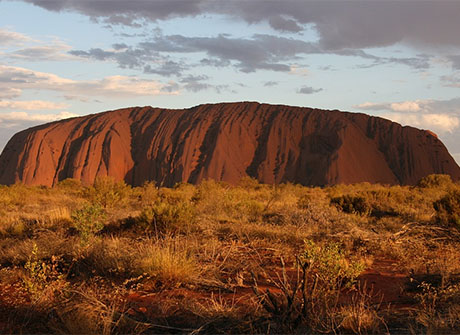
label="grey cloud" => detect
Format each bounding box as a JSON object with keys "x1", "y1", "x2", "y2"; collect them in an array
[
  {"x1": 144, "y1": 60, "x2": 186, "y2": 77},
  {"x1": 297, "y1": 86, "x2": 323, "y2": 95},
  {"x1": 448, "y1": 55, "x2": 460, "y2": 69},
  {"x1": 386, "y1": 56, "x2": 430, "y2": 70},
  {"x1": 268, "y1": 16, "x2": 303, "y2": 33},
  {"x1": 356, "y1": 55, "x2": 431, "y2": 70},
  {"x1": 71, "y1": 33, "x2": 318, "y2": 74},
  {"x1": 441, "y1": 72, "x2": 460, "y2": 88},
  {"x1": 180, "y1": 75, "x2": 209, "y2": 83},
  {"x1": 70, "y1": 48, "x2": 115, "y2": 61},
  {"x1": 70, "y1": 46, "x2": 161, "y2": 69},
  {"x1": 179, "y1": 75, "x2": 230, "y2": 93},
  {"x1": 180, "y1": 75, "x2": 210, "y2": 92},
  {"x1": 20, "y1": 0, "x2": 204, "y2": 25},
  {"x1": 71, "y1": 32, "x2": 432, "y2": 76},
  {"x1": 70, "y1": 45, "x2": 186, "y2": 76},
  {"x1": 223, "y1": 2, "x2": 460, "y2": 49},
  {"x1": 200, "y1": 58, "x2": 231, "y2": 67},
  {"x1": 161, "y1": 82, "x2": 180, "y2": 93},
  {"x1": 15, "y1": 1, "x2": 460, "y2": 50},
  {"x1": 264, "y1": 81, "x2": 278, "y2": 87},
  {"x1": 0, "y1": 68, "x2": 41, "y2": 84},
  {"x1": 112, "y1": 43, "x2": 128, "y2": 50},
  {"x1": 141, "y1": 33, "x2": 319, "y2": 72},
  {"x1": 183, "y1": 81, "x2": 210, "y2": 92}
]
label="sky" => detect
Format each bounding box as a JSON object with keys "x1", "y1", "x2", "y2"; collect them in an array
[{"x1": 0, "y1": 0, "x2": 459, "y2": 164}]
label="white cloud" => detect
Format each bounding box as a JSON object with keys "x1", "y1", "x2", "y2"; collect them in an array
[
  {"x1": 77, "y1": 75, "x2": 178, "y2": 97},
  {"x1": 289, "y1": 65, "x2": 309, "y2": 77},
  {"x1": 354, "y1": 98, "x2": 460, "y2": 134},
  {"x1": 354, "y1": 102, "x2": 385, "y2": 110},
  {"x1": 0, "y1": 111, "x2": 79, "y2": 153},
  {"x1": 1, "y1": 28, "x2": 77, "y2": 61},
  {"x1": 0, "y1": 111, "x2": 78, "y2": 123},
  {"x1": 8, "y1": 43, "x2": 76, "y2": 61},
  {"x1": 0, "y1": 100, "x2": 69, "y2": 110},
  {"x1": 384, "y1": 112, "x2": 459, "y2": 134},
  {"x1": 0, "y1": 28, "x2": 33, "y2": 46},
  {"x1": 0, "y1": 65, "x2": 179, "y2": 97},
  {"x1": 0, "y1": 87, "x2": 22, "y2": 99},
  {"x1": 389, "y1": 101, "x2": 422, "y2": 112},
  {"x1": 355, "y1": 99, "x2": 429, "y2": 113}
]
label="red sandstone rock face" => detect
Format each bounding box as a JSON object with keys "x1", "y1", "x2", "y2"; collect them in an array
[{"x1": 0, "y1": 102, "x2": 459, "y2": 187}]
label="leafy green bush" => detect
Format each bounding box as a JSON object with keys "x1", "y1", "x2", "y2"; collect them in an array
[
  {"x1": 330, "y1": 195, "x2": 371, "y2": 215},
  {"x1": 300, "y1": 240, "x2": 364, "y2": 289},
  {"x1": 23, "y1": 243, "x2": 66, "y2": 298},
  {"x1": 71, "y1": 204, "x2": 106, "y2": 245},
  {"x1": 433, "y1": 190, "x2": 460, "y2": 228}
]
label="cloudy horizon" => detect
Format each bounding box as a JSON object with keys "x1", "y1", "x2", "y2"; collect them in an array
[{"x1": 0, "y1": 0, "x2": 459, "y2": 164}]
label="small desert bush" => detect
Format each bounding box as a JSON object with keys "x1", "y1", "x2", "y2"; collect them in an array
[
  {"x1": 135, "y1": 181, "x2": 159, "y2": 206},
  {"x1": 0, "y1": 230, "x2": 77, "y2": 267},
  {"x1": 71, "y1": 203, "x2": 107, "y2": 245},
  {"x1": 193, "y1": 180, "x2": 268, "y2": 223},
  {"x1": 418, "y1": 174, "x2": 453, "y2": 189},
  {"x1": 0, "y1": 219, "x2": 33, "y2": 238},
  {"x1": 56, "y1": 178, "x2": 84, "y2": 197},
  {"x1": 300, "y1": 240, "x2": 365, "y2": 289},
  {"x1": 330, "y1": 195, "x2": 371, "y2": 216},
  {"x1": 84, "y1": 176, "x2": 131, "y2": 209},
  {"x1": 163, "y1": 182, "x2": 196, "y2": 202},
  {"x1": 252, "y1": 241, "x2": 367, "y2": 333},
  {"x1": 412, "y1": 281, "x2": 460, "y2": 333},
  {"x1": 338, "y1": 284, "x2": 383, "y2": 334},
  {"x1": 138, "y1": 199, "x2": 196, "y2": 235},
  {"x1": 51, "y1": 284, "x2": 146, "y2": 335},
  {"x1": 76, "y1": 237, "x2": 138, "y2": 277},
  {"x1": 22, "y1": 243, "x2": 67, "y2": 300},
  {"x1": 433, "y1": 190, "x2": 460, "y2": 228}
]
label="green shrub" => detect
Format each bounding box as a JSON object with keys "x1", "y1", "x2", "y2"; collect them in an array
[
  {"x1": 23, "y1": 243, "x2": 65, "y2": 298},
  {"x1": 71, "y1": 204, "x2": 106, "y2": 245},
  {"x1": 300, "y1": 240, "x2": 364, "y2": 288},
  {"x1": 330, "y1": 195, "x2": 371, "y2": 215},
  {"x1": 433, "y1": 190, "x2": 460, "y2": 228}
]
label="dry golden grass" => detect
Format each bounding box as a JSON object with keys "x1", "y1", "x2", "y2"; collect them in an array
[
  {"x1": 138, "y1": 236, "x2": 199, "y2": 286},
  {"x1": 0, "y1": 175, "x2": 459, "y2": 334}
]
